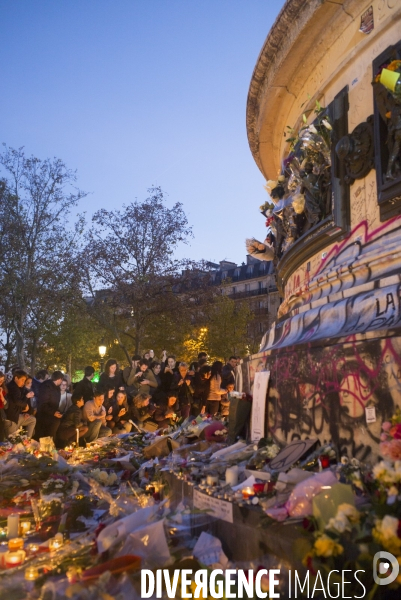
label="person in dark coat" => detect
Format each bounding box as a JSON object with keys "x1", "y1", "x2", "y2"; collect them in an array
[
  {"x1": 150, "y1": 361, "x2": 162, "y2": 391},
  {"x1": 192, "y1": 365, "x2": 211, "y2": 416},
  {"x1": 160, "y1": 355, "x2": 178, "y2": 391},
  {"x1": 221, "y1": 357, "x2": 236, "y2": 389},
  {"x1": 73, "y1": 366, "x2": 95, "y2": 403},
  {"x1": 36, "y1": 370, "x2": 64, "y2": 441},
  {"x1": 172, "y1": 362, "x2": 194, "y2": 420},
  {"x1": 99, "y1": 359, "x2": 124, "y2": 396},
  {"x1": 31, "y1": 369, "x2": 49, "y2": 398},
  {"x1": 5, "y1": 370, "x2": 36, "y2": 438},
  {"x1": 56, "y1": 391, "x2": 88, "y2": 447}
]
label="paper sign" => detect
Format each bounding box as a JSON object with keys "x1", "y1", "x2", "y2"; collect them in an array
[
  {"x1": 193, "y1": 490, "x2": 233, "y2": 523},
  {"x1": 250, "y1": 370, "x2": 270, "y2": 442},
  {"x1": 365, "y1": 406, "x2": 377, "y2": 424}
]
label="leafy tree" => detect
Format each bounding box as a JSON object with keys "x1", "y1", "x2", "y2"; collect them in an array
[
  {"x1": 203, "y1": 293, "x2": 252, "y2": 361},
  {"x1": 84, "y1": 186, "x2": 197, "y2": 357},
  {"x1": 0, "y1": 146, "x2": 86, "y2": 370}
]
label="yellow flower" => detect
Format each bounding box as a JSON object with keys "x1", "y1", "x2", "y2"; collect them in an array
[
  {"x1": 387, "y1": 60, "x2": 401, "y2": 72},
  {"x1": 314, "y1": 535, "x2": 344, "y2": 558}
]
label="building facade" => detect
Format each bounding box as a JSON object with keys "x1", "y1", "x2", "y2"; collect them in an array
[
  {"x1": 246, "y1": 0, "x2": 401, "y2": 462},
  {"x1": 208, "y1": 257, "x2": 280, "y2": 350}
]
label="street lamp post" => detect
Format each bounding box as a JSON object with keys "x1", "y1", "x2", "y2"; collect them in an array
[{"x1": 98, "y1": 340, "x2": 107, "y2": 373}]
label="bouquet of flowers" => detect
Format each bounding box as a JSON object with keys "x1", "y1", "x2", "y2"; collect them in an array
[
  {"x1": 41, "y1": 473, "x2": 70, "y2": 495},
  {"x1": 8, "y1": 427, "x2": 29, "y2": 446},
  {"x1": 304, "y1": 503, "x2": 401, "y2": 598},
  {"x1": 380, "y1": 409, "x2": 401, "y2": 462},
  {"x1": 90, "y1": 468, "x2": 118, "y2": 487},
  {"x1": 371, "y1": 460, "x2": 401, "y2": 503}
]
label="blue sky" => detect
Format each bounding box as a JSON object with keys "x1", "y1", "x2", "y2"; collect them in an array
[{"x1": 1, "y1": 0, "x2": 283, "y2": 265}]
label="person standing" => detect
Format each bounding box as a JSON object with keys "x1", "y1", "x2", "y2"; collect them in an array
[
  {"x1": 36, "y1": 371, "x2": 64, "y2": 441},
  {"x1": 206, "y1": 361, "x2": 228, "y2": 416},
  {"x1": 73, "y1": 367, "x2": 95, "y2": 403},
  {"x1": 193, "y1": 365, "x2": 211, "y2": 416},
  {"x1": 122, "y1": 354, "x2": 141, "y2": 393},
  {"x1": 31, "y1": 369, "x2": 49, "y2": 397},
  {"x1": 99, "y1": 359, "x2": 124, "y2": 396},
  {"x1": 130, "y1": 359, "x2": 158, "y2": 396},
  {"x1": 5, "y1": 370, "x2": 36, "y2": 439},
  {"x1": 172, "y1": 362, "x2": 194, "y2": 420},
  {"x1": 221, "y1": 357, "x2": 237, "y2": 389},
  {"x1": 58, "y1": 379, "x2": 72, "y2": 414}
]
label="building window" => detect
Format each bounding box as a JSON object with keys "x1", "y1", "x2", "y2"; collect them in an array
[
  {"x1": 245, "y1": 284, "x2": 250, "y2": 292},
  {"x1": 247, "y1": 265, "x2": 253, "y2": 275},
  {"x1": 232, "y1": 286, "x2": 236, "y2": 295}
]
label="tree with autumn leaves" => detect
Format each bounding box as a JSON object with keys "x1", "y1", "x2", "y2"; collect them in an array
[{"x1": 0, "y1": 148, "x2": 256, "y2": 372}]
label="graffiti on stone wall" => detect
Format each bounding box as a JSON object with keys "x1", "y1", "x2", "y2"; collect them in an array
[
  {"x1": 248, "y1": 335, "x2": 401, "y2": 462},
  {"x1": 262, "y1": 216, "x2": 401, "y2": 351}
]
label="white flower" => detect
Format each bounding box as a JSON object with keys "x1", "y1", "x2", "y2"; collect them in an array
[
  {"x1": 377, "y1": 515, "x2": 399, "y2": 539},
  {"x1": 337, "y1": 504, "x2": 360, "y2": 523},
  {"x1": 387, "y1": 485, "x2": 399, "y2": 497},
  {"x1": 308, "y1": 124, "x2": 318, "y2": 134},
  {"x1": 326, "y1": 513, "x2": 351, "y2": 533},
  {"x1": 340, "y1": 456, "x2": 349, "y2": 465},
  {"x1": 322, "y1": 119, "x2": 332, "y2": 130}
]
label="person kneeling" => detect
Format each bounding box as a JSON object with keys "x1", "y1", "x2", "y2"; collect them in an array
[
  {"x1": 57, "y1": 392, "x2": 88, "y2": 448},
  {"x1": 83, "y1": 389, "x2": 112, "y2": 443},
  {"x1": 111, "y1": 391, "x2": 132, "y2": 433}
]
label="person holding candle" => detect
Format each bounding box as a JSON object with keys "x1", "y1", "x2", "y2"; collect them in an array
[
  {"x1": 172, "y1": 362, "x2": 194, "y2": 420},
  {"x1": 205, "y1": 361, "x2": 228, "y2": 416},
  {"x1": 57, "y1": 391, "x2": 88, "y2": 447}
]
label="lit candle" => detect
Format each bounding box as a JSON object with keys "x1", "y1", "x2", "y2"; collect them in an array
[
  {"x1": 76, "y1": 428, "x2": 79, "y2": 447},
  {"x1": 8, "y1": 537, "x2": 24, "y2": 551},
  {"x1": 25, "y1": 566, "x2": 39, "y2": 581},
  {"x1": 48, "y1": 537, "x2": 63, "y2": 552},
  {"x1": 242, "y1": 487, "x2": 255, "y2": 500},
  {"x1": 5, "y1": 549, "x2": 26, "y2": 568},
  {"x1": 0, "y1": 528, "x2": 7, "y2": 541},
  {"x1": 20, "y1": 521, "x2": 31, "y2": 536},
  {"x1": 27, "y1": 543, "x2": 39, "y2": 555},
  {"x1": 7, "y1": 514, "x2": 20, "y2": 539}
]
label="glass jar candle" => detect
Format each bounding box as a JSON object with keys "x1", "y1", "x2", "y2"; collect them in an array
[
  {"x1": 20, "y1": 522, "x2": 31, "y2": 536},
  {"x1": 5, "y1": 549, "x2": 26, "y2": 568},
  {"x1": 8, "y1": 537, "x2": 24, "y2": 551}
]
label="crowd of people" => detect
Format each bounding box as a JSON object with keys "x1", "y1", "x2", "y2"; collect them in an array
[{"x1": 0, "y1": 351, "x2": 243, "y2": 448}]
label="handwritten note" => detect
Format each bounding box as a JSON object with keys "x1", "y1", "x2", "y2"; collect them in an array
[{"x1": 193, "y1": 490, "x2": 233, "y2": 523}]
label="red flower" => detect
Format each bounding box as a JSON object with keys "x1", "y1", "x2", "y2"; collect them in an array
[{"x1": 390, "y1": 424, "x2": 401, "y2": 440}]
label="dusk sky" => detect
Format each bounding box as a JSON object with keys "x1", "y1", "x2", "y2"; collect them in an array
[{"x1": 1, "y1": 0, "x2": 283, "y2": 265}]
